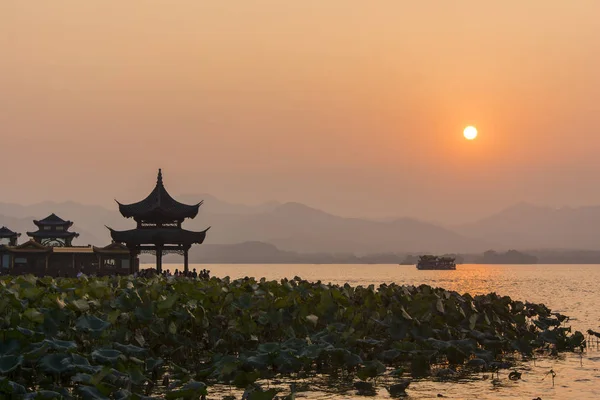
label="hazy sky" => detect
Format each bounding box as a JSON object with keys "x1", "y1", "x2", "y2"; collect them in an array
[{"x1": 1, "y1": 1, "x2": 599, "y2": 223}]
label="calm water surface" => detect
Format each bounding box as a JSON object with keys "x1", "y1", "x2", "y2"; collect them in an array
[{"x1": 144, "y1": 263, "x2": 600, "y2": 399}]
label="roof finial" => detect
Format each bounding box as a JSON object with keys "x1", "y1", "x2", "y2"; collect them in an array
[{"x1": 157, "y1": 168, "x2": 163, "y2": 185}]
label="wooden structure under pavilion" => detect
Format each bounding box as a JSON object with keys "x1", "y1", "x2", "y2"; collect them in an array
[{"x1": 108, "y1": 169, "x2": 209, "y2": 273}]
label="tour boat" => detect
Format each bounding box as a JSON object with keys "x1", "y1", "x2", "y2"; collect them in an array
[{"x1": 415, "y1": 255, "x2": 456, "y2": 270}]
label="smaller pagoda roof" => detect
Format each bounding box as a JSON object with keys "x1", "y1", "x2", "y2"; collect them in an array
[
  {"x1": 34, "y1": 213, "x2": 74, "y2": 228},
  {"x1": 9, "y1": 240, "x2": 52, "y2": 253},
  {"x1": 107, "y1": 226, "x2": 210, "y2": 246},
  {"x1": 0, "y1": 226, "x2": 20, "y2": 238},
  {"x1": 27, "y1": 231, "x2": 80, "y2": 239},
  {"x1": 93, "y1": 242, "x2": 130, "y2": 255},
  {"x1": 116, "y1": 169, "x2": 202, "y2": 221}
]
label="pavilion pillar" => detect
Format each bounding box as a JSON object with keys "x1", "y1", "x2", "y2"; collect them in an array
[
  {"x1": 45, "y1": 255, "x2": 49, "y2": 275},
  {"x1": 183, "y1": 247, "x2": 189, "y2": 274},
  {"x1": 127, "y1": 247, "x2": 136, "y2": 275},
  {"x1": 131, "y1": 250, "x2": 138, "y2": 275},
  {"x1": 156, "y1": 247, "x2": 163, "y2": 273}
]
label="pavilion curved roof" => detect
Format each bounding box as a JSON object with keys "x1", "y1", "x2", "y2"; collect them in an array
[
  {"x1": 33, "y1": 213, "x2": 73, "y2": 228},
  {"x1": 116, "y1": 169, "x2": 202, "y2": 221},
  {"x1": 27, "y1": 231, "x2": 80, "y2": 239},
  {"x1": 107, "y1": 226, "x2": 210, "y2": 246},
  {"x1": 0, "y1": 226, "x2": 20, "y2": 238}
]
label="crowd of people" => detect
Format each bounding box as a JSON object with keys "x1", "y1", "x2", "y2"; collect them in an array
[
  {"x1": 159, "y1": 268, "x2": 210, "y2": 279},
  {"x1": 46, "y1": 267, "x2": 213, "y2": 279}
]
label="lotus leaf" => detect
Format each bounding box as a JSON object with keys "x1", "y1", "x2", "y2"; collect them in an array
[
  {"x1": 246, "y1": 387, "x2": 278, "y2": 400},
  {"x1": 0, "y1": 274, "x2": 587, "y2": 398},
  {"x1": 0, "y1": 339, "x2": 20, "y2": 355},
  {"x1": 568, "y1": 331, "x2": 585, "y2": 349},
  {"x1": 357, "y1": 360, "x2": 386, "y2": 381},
  {"x1": 75, "y1": 386, "x2": 110, "y2": 400},
  {"x1": 91, "y1": 349, "x2": 123, "y2": 364},
  {"x1": 233, "y1": 370, "x2": 261, "y2": 388},
  {"x1": 24, "y1": 308, "x2": 45, "y2": 324},
  {"x1": 126, "y1": 366, "x2": 148, "y2": 385},
  {"x1": 387, "y1": 380, "x2": 410, "y2": 397},
  {"x1": 145, "y1": 358, "x2": 164, "y2": 371},
  {"x1": 410, "y1": 355, "x2": 431, "y2": 378},
  {"x1": 75, "y1": 315, "x2": 110, "y2": 333},
  {"x1": 113, "y1": 389, "x2": 132, "y2": 400},
  {"x1": 39, "y1": 354, "x2": 75, "y2": 374},
  {"x1": 42, "y1": 339, "x2": 78, "y2": 352},
  {"x1": 17, "y1": 326, "x2": 36, "y2": 337},
  {"x1": 436, "y1": 299, "x2": 445, "y2": 314},
  {"x1": 356, "y1": 338, "x2": 383, "y2": 347},
  {"x1": 0, "y1": 354, "x2": 23, "y2": 374},
  {"x1": 466, "y1": 358, "x2": 487, "y2": 368},
  {"x1": 299, "y1": 344, "x2": 323, "y2": 360},
  {"x1": 165, "y1": 380, "x2": 208, "y2": 399},
  {"x1": 113, "y1": 343, "x2": 147, "y2": 356},
  {"x1": 22, "y1": 342, "x2": 50, "y2": 360},
  {"x1": 72, "y1": 373, "x2": 93, "y2": 384},
  {"x1": 70, "y1": 299, "x2": 90, "y2": 312},
  {"x1": 378, "y1": 349, "x2": 402, "y2": 363},
  {"x1": 389, "y1": 368, "x2": 405, "y2": 376},
  {"x1": 353, "y1": 381, "x2": 376, "y2": 396},
  {"x1": 0, "y1": 378, "x2": 27, "y2": 395},
  {"x1": 445, "y1": 346, "x2": 467, "y2": 365},
  {"x1": 23, "y1": 390, "x2": 64, "y2": 399},
  {"x1": 274, "y1": 351, "x2": 303, "y2": 373},
  {"x1": 157, "y1": 294, "x2": 178, "y2": 311}
]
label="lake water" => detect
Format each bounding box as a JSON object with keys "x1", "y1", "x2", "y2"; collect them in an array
[{"x1": 144, "y1": 263, "x2": 600, "y2": 399}]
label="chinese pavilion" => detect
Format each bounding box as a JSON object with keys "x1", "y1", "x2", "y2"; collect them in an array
[
  {"x1": 0, "y1": 217, "x2": 132, "y2": 276},
  {"x1": 0, "y1": 227, "x2": 20, "y2": 269},
  {"x1": 0, "y1": 226, "x2": 20, "y2": 246},
  {"x1": 27, "y1": 214, "x2": 80, "y2": 247},
  {"x1": 108, "y1": 169, "x2": 209, "y2": 273}
]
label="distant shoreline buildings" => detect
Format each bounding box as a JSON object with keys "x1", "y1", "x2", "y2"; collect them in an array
[{"x1": 0, "y1": 170, "x2": 209, "y2": 277}]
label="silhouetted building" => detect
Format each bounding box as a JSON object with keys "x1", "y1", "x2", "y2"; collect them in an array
[
  {"x1": 0, "y1": 217, "x2": 131, "y2": 276},
  {"x1": 0, "y1": 227, "x2": 20, "y2": 270},
  {"x1": 0, "y1": 226, "x2": 20, "y2": 246},
  {"x1": 108, "y1": 169, "x2": 209, "y2": 273},
  {"x1": 27, "y1": 213, "x2": 79, "y2": 247}
]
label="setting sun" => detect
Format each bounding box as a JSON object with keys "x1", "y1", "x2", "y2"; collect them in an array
[{"x1": 463, "y1": 126, "x2": 478, "y2": 140}]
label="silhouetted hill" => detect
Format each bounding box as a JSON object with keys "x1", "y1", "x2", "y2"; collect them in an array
[
  {"x1": 159, "y1": 241, "x2": 422, "y2": 264},
  {"x1": 190, "y1": 202, "x2": 487, "y2": 254},
  {"x1": 455, "y1": 202, "x2": 600, "y2": 250},
  {"x1": 479, "y1": 250, "x2": 538, "y2": 264},
  {"x1": 178, "y1": 194, "x2": 281, "y2": 215},
  {"x1": 0, "y1": 198, "x2": 486, "y2": 254}
]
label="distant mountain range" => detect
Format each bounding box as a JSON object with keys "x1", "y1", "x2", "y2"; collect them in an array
[
  {"x1": 453, "y1": 202, "x2": 600, "y2": 250},
  {"x1": 0, "y1": 198, "x2": 599, "y2": 257}
]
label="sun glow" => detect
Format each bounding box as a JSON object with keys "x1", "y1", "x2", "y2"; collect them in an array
[{"x1": 463, "y1": 126, "x2": 478, "y2": 140}]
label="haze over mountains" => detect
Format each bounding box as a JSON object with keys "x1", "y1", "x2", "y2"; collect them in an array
[{"x1": 0, "y1": 196, "x2": 597, "y2": 257}]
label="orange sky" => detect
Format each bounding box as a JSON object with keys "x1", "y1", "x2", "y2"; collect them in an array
[{"x1": 1, "y1": 1, "x2": 599, "y2": 223}]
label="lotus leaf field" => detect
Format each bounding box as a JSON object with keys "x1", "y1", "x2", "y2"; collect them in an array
[{"x1": 0, "y1": 275, "x2": 585, "y2": 399}]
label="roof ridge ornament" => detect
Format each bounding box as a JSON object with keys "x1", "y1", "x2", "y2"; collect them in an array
[{"x1": 156, "y1": 168, "x2": 163, "y2": 206}]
